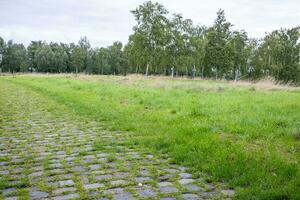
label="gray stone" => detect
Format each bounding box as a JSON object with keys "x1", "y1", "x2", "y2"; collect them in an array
[
  {"x1": 146, "y1": 154, "x2": 154, "y2": 159},
  {"x1": 53, "y1": 187, "x2": 77, "y2": 195},
  {"x1": 53, "y1": 193, "x2": 80, "y2": 200},
  {"x1": 97, "y1": 153, "x2": 108, "y2": 157},
  {"x1": 139, "y1": 189, "x2": 157, "y2": 197},
  {"x1": 48, "y1": 168, "x2": 64, "y2": 174},
  {"x1": 83, "y1": 155, "x2": 95, "y2": 160},
  {"x1": 33, "y1": 166, "x2": 44, "y2": 171},
  {"x1": 164, "y1": 168, "x2": 178, "y2": 173},
  {"x1": 200, "y1": 191, "x2": 219, "y2": 198},
  {"x1": 84, "y1": 183, "x2": 104, "y2": 190},
  {"x1": 58, "y1": 174, "x2": 73, "y2": 180},
  {"x1": 158, "y1": 182, "x2": 173, "y2": 187},
  {"x1": 179, "y1": 173, "x2": 192, "y2": 179},
  {"x1": 0, "y1": 170, "x2": 9, "y2": 175},
  {"x1": 49, "y1": 163, "x2": 63, "y2": 168},
  {"x1": 4, "y1": 197, "x2": 18, "y2": 200},
  {"x1": 95, "y1": 174, "x2": 112, "y2": 181},
  {"x1": 104, "y1": 188, "x2": 124, "y2": 195},
  {"x1": 184, "y1": 184, "x2": 202, "y2": 192},
  {"x1": 178, "y1": 179, "x2": 194, "y2": 185},
  {"x1": 72, "y1": 166, "x2": 84, "y2": 172},
  {"x1": 179, "y1": 166, "x2": 187, "y2": 172},
  {"x1": 30, "y1": 190, "x2": 49, "y2": 199},
  {"x1": 160, "y1": 186, "x2": 178, "y2": 193},
  {"x1": 114, "y1": 191, "x2": 135, "y2": 200},
  {"x1": 135, "y1": 177, "x2": 151, "y2": 182},
  {"x1": 81, "y1": 177, "x2": 89, "y2": 184},
  {"x1": 158, "y1": 174, "x2": 173, "y2": 181},
  {"x1": 2, "y1": 188, "x2": 16, "y2": 196},
  {"x1": 0, "y1": 161, "x2": 8, "y2": 166},
  {"x1": 182, "y1": 193, "x2": 199, "y2": 200},
  {"x1": 65, "y1": 157, "x2": 74, "y2": 161},
  {"x1": 29, "y1": 171, "x2": 43, "y2": 177},
  {"x1": 59, "y1": 180, "x2": 75, "y2": 187},
  {"x1": 140, "y1": 169, "x2": 149, "y2": 176},
  {"x1": 114, "y1": 172, "x2": 130, "y2": 178},
  {"x1": 111, "y1": 180, "x2": 128, "y2": 186},
  {"x1": 89, "y1": 164, "x2": 100, "y2": 170}
]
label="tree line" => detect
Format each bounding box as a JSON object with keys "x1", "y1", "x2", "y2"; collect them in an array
[{"x1": 0, "y1": 1, "x2": 299, "y2": 84}]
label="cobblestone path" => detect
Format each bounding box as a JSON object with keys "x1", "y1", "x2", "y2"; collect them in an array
[{"x1": 0, "y1": 81, "x2": 234, "y2": 200}]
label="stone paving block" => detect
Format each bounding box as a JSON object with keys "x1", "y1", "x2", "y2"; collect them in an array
[
  {"x1": 95, "y1": 174, "x2": 113, "y2": 181},
  {"x1": 114, "y1": 191, "x2": 135, "y2": 200},
  {"x1": 53, "y1": 193, "x2": 80, "y2": 200},
  {"x1": 183, "y1": 184, "x2": 203, "y2": 192},
  {"x1": 2, "y1": 188, "x2": 16, "y2": 196},
  {"x1": 160, "y1": 186, "x2": 179, "y2": 193},
  {"x1": 30, "y1": 190, "x2": 49, "y2": 199},
  {"x1": 89, "y1": 164, "x2": 101, "y2": 170},
  {"x1": 181, "y1": 193, "x2": 199, "y2": 200},
  {"x1": 158, "y1": 174, "x2": 173, "y2": 181},
  {"x1": 29, "y1": 171, "x2": 43, "y2": 177},
  {"x1": 178, "y1": 179, "x2": 195, "y2": 185},
  {"x1": 4, "y1": 197, "x2": 18, "y2": 200},
  {"x1": 52, "y1": 187, "x2": 77, "y2": 195},
  {"x1": 84, "y1": 183, "x2": 104, "y2": 190},
  {"x1": 158, "y1": 182, "x2": 173, "y2": 187},
  {"x1": 179, "y1": 173, "x2": 192, "y2": 179},
  {"x1": 59, "y1": 180, "x2": 75, "y2": 187},
  {"x1": 138, "y1": 188, "x2": 157, "y2": 197},
  {"x1": 135, "y1": 177, "x2": 151, "y2": 182},
  {"x1": 111, "y1": 179, "x2": 128, "y2": 186}
]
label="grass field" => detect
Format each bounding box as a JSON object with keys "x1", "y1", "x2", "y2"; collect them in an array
[{"x1": 1, "y1": 74, "x2": 300, "y2": 199}]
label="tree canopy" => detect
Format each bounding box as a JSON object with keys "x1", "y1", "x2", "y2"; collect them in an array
[{"x1": 0, "y1": 1, "x2": 299, "y2": 84}]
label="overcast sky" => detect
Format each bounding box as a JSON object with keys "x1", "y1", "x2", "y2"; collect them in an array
[{"x1": 1, "y1": 0, "x2": 299, "y2": 47}]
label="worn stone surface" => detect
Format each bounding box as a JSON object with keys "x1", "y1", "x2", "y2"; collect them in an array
[
  {"x1": 183, "y1": 184, "x2": 203, "y2": 192},
  {"x1": 158, "y1": 181, "x2": 173, "y2": 187},
  {"x1": 178, "y1": 178, "x2": 195, "y2": 185},
  {"x1": 52, "y1": 187, "x2": 77, "y2": 195},
  {"x1": 84, "y1": 183, "x2": 104, "y2": 190},
  {"x1": 0, "y1": 81, "x2": 233, "y2": 199},
  {"x1": 182, "y1": 193, "x2": 199, "y2": 200},
  {"x1": 53, "y1": 193, "x2": 80, "y2": 200},
  {"x1": 138, "y1": 188, "x2": 157, "y2": 197},
  {"x1": 160, "y1": 186, "x2": 179, "y2": 193},
  {"x1": 30, "y1": 190, "x2": 49, "y2": 199},
  {"x1": 114, "y1": 191, "x2": 135, "y2": 200},
  {"x1": 59, "y1": 180, "x2": 75, "y2": 187}
]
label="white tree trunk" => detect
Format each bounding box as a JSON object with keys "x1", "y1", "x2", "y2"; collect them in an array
[{"x1": 145, "y1": 63, "x2": 149, "y2": 76}]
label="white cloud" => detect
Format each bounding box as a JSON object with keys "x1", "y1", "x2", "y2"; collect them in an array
[{"x1": 0, "y1": 0, "x2": 299, "y2": 47}]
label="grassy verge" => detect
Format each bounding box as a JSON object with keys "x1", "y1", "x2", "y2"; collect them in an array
[{"x1": 1, "y1": 75, "x2": 300, "y2": 199}]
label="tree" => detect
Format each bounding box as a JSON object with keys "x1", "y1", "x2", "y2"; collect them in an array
[
  {"x1": 2, "y1": 40, "x2": 27, "y2": 73},
  {"x1": 27, "y1": 41, "x2": 43, "y2": 72},
  {"x1": 268, "y1": 27, "x2": 300, "y2": 83},
  {"x1": 35, "y1": 44, "x2": 55, "y2": 72},
  {"x1": 131, "y1": 1, "x2": 170, "y2": 75},
  {"x1": 204, "y1": 9, "x2": 232, "y2": 79},
  {"x1": 70, "y1": 44, "x2": 85, "y2": 73},
  {"x1": 0, "y1": 37, "x2": 5, "y2": 71}
]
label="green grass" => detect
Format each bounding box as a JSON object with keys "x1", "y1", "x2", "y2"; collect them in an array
[{"x1": 1, "y1": 74, "x2": 300, "y2": 199}]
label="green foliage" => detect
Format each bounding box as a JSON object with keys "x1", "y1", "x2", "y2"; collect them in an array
[{"x1": 0, "y1": 2, "x2": 299, "y2": 83}]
